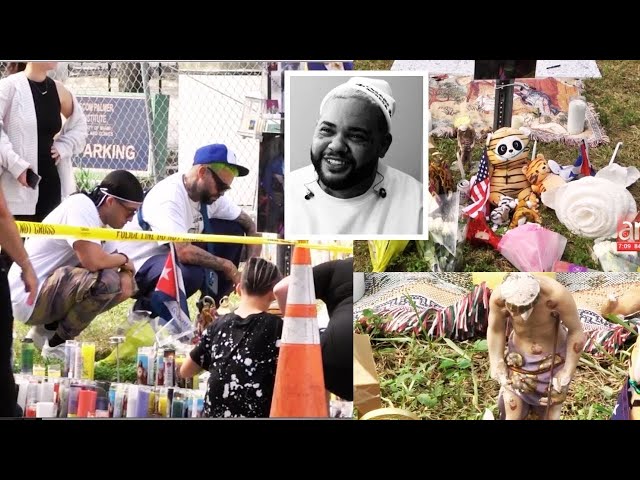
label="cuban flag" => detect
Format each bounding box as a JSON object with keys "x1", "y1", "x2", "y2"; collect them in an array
[
  {"x1": 548, "y1": 140, "x2": 596, "y2": 182},
  {"x1": 151, "y1": 243, "x2": 193, "y2": 344},
  {"x1": 569, "y1": 140, "x2": 596, "y2": 180}
]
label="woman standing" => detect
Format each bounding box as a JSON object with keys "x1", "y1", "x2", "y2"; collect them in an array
[
  {"x1": 0, "y1": 61, "x2": 87, "y2": 265},
  {"x1": 1, "y1": 62, "x2": 86, "y2": 234}
]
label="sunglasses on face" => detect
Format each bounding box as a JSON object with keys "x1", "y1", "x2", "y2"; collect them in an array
[
  {"x1": 209, "y1": 169, "x2": 231, "y2": 193},
  {"x1": 116, "y1": 198, "x2": 139, "y2": 217}
]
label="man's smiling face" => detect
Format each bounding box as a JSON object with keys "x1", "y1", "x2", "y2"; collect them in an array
[{"x1": 310, "y1": 97, "x2": 390, "y2": 191}]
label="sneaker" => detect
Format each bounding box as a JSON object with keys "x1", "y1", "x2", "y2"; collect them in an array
[
  {"x1": 42, "y1": 339, "x2": 66, "y2": 361},
  {"x1": 25, "y1": 325, "x2": 56, "y2": 350}
]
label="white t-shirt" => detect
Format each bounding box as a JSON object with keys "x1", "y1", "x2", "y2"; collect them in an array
[
  {"x1": 112, "y1": 172, "x2": 241, "y2": 271},
  {"x1": 287, "y1": 161, "x2": 423, "y2": 236},
  {"x1": 8, "y1": 194, "x2": 104, "y2": 323}
]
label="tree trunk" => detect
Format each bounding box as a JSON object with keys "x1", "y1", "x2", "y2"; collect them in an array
[{"x1": 118, "y1": 62, "x2": 144, "y2": 93}]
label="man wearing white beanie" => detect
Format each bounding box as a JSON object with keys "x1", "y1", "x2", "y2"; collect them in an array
[{"x1": 288, "y1": 76, "x2": 423, "y2": 236}]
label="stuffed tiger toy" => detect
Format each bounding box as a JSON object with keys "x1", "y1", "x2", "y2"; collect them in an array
[
  {"x1": 522, "y1": 153, "x2": 565, "y2": 199},
  {"x1": 486, "y1": 127, "x2": 533, "y2": 206}
]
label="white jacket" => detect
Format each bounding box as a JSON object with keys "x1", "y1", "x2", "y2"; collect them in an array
[{"x1": 0, "y1": 72, "x2": 87, "y2": 215}]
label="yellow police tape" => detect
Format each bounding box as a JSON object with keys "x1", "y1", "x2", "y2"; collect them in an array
[{"x1": 15, "y1": 221, "x2": 353, "y2": 254}]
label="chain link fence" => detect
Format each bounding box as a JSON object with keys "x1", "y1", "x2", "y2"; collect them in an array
[
  {"x1": 178, "y1": 62, "x2": 267, "y2": 214},
  {"x1": 1, "y1": 61, "x2": 179, "y2": 191}
]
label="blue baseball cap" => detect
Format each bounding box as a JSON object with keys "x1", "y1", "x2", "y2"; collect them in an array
[{"x1": 193, "y1": 144, "x2": 249, "y2": 177}]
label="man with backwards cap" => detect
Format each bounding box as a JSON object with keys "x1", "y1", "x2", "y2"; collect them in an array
[
  {"x1": 487, "y1": 273, "x2": 585, "y2": 420},
  {"x1": 288, "y1": 76, "x2": 423, "y2": 235},
  {"x1": 114, "y1": 143, "x2": 260, "y2": 320},
  {"x1": 7, "y1": 170, "x2": 145, "y2": 359}
]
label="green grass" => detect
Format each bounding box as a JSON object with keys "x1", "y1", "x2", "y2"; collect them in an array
[
  {"x1": 360, "y1": 61, "x2": 633, "y2": 419},
  {"x1": 353, "y1": 60, "x2": 640, "y2": 272},
  {"x1": 354, "y1": 60, "x2": 394, "y2": 71},
  {"x1": 367, "y1": 335, "x2": 629, "y2": 420},
  {"x1": 12, "y1": 296, "x2": 201, "y2": 373}
]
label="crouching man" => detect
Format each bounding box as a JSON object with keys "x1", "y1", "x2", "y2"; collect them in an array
[{"x1": 8, "y1": 170, "x2": 144, "y2": 359}]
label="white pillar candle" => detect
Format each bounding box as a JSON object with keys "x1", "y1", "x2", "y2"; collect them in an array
[
  {"x1": 191, "y1": 396, "x2": 198, "y2": 418},
  {"x1": 126, "y1": 385, "x2": 138, "y2": 418},
  {"x1": 36, "y1": 401, "x2": 56, "y2": 418},
  {"x1": 16, "y1": 379, "x2": 29, "y2": 412},
  {"x1": 38, "y1": 382, "x2": 55, "y2": 404},
  {"x1": 567, "y1": 96, "x2": 587, "y2": 135},
  {"x1": 353, "y1": 273, "x2": 365, "y2": 303}
]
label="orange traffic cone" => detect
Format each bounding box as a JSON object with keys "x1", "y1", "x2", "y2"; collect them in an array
[{"x1": 270, "y1": 245, "x2": 328, "y2": 417}]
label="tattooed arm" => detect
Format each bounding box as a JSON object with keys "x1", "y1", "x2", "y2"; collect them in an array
[
  {"x1": 174, "y1": 242, "x2": 241, "y2": 285},
  {"x1": 235, "y1": 210, "x2": 262, "y2": 258}
]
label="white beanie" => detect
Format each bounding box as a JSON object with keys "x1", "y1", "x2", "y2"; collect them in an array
[{"x1": 319, "y1": 77, "x2": 396, "y2": 132}]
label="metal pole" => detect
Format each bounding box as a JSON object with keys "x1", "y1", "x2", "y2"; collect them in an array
[
  {"x1": 141, "y1": 61, "x2": 158, "y2": 182},
  {"x1": 116, "y1": 343, "x2": 120, "y2": 383},
  {"x1": 493, "y1": 79, "x2": 514, "y2": 130},
  {"x1": 109, "y1": 336, "x2": 125, "y2": 383}
]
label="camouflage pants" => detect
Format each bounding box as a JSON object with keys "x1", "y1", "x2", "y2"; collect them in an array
[{"x1": 27, "y1": 266, "x2": 135, "y2": 341}]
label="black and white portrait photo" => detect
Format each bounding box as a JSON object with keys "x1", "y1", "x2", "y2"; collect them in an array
[{"x1": 285, "y1": 72, "x2": 428, "y2": 239}]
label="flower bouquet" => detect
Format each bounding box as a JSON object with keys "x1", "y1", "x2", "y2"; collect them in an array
[{"x1": 466, "y1": 216, "x2": 567, "y2": 271}]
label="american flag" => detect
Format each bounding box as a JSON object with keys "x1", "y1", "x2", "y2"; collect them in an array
[{"x1": 462, "y1": 147, "x2": 490, "y2": 218}]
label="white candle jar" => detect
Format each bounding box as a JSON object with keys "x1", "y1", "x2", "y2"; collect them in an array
[
  {"x1": 353, "y1": 272, "x2": 365, "y2": 302},
  {"x1": 567, "y1": 95, "x2": 587, "y2": 135}
]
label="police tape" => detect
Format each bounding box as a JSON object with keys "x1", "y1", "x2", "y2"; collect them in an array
[{"x1": 15, "y1": 221, "x2": 353, "y2": 254}]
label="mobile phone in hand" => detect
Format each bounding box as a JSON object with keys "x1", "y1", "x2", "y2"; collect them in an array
[{"x1": 26, "y1": 169, "x2": 41, "y2": 189}]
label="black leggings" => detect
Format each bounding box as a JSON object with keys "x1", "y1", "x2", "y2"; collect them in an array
[
  {"x1": 0, "y1": 259, "x2": 17, "y2": 417},
  {"x1": 321, "y1": 303, "x2": 353, "y2": 401}
]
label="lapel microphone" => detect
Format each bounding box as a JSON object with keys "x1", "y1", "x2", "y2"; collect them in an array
[
  {"x1": 372, "y1": 171, "x2": 386, "y2": 198},
  {"x1": 303, "y1": 179, "x2": 316, "y2": 200},
  {"x1": 304, "y1": 171, "x2": 386, "y2": 200}
]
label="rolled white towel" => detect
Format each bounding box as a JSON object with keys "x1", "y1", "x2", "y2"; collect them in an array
[{"x1": 542, "y1": 176, "x2": 637, "y2": 239}]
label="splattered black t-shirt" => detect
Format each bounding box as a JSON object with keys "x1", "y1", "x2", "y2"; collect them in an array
[{"x1": 190, "y1": 312, "x2": 283, "y2": 418}]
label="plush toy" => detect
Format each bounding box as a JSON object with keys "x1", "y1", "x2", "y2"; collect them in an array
[
  {"x1": 523, "y1": 154, "x2": 566, "y2": 202},
  {"x1": 489, "y1": 207, "x2": 510, "y2": 231},
  {"x1": 509, "y1": 199, "x2": 542, "y2": 229},
  {"x1": 486, "y1": 127, "x2": 533, "y2": 206},
  {"x1": 488, "y1": 195, "x2": 516, "y2": 231}
]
